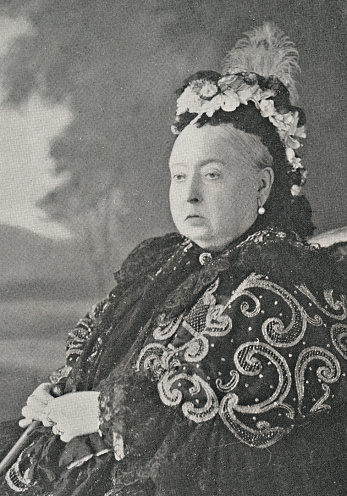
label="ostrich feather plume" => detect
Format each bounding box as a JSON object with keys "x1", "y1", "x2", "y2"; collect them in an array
[{"x1": 222, "y1": 23, "x2": 300, "y2": 104}]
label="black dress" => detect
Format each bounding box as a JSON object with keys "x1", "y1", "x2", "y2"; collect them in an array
[{"x1": 1, "y1": 228, "x2": 347, "y2": 495}]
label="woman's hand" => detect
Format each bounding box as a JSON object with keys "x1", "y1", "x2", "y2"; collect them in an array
[
  {"x1": 44, "y1": 391, "x2": 100, "y2": 443},
  {"x1": 19, "y1": 383, "x2": 55, "y2": 428}
]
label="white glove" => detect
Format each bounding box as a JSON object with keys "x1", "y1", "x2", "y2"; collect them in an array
[
  {"x1": 19, "y1": 382, "x2": 55, "y2": 428},
  {"x1": 44, "y1": 391, "x2": 100, "y2": 443}
]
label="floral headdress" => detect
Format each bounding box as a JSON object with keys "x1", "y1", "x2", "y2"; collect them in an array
[{"x1": 171, "y1": 24, "x2": 307, "y2": 196}]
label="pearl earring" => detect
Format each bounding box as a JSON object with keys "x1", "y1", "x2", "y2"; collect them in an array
[{"x1": 258, "y1": 200, "x2": 265, "y2": 215}]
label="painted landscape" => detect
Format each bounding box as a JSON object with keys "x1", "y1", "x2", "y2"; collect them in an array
[{"x1": 0, "y1": 224, "x2": 105, "y2": 420}]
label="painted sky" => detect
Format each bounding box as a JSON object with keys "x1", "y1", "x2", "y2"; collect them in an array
[{"x1": 0, "y1": 16, "x2": 72, "y2": 238}]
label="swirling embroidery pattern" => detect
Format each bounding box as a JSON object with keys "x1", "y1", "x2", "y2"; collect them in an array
[
  {"x1": 233, "y1": 342, "x2": 292, "y2": 415},
  {"x1": 152, "y1": 314, "x2": 184, "y2": 341},
  {"x1": 157, "y1": 371, "x2": 219, "y2": 423},
  {"x1": 295, "y1": 346, "x2": 341, "y2": 415},
  {"x1": 225, "y1": 273, "x2": 316, "y2": 348},
  {"x1": 330, "y1": 324, "x2": 347, "y2": 359},
  {"x1": 296, "y1": 285, "x2": 347, "y2": 321},
  {"x1": 216, "y1": 370, "x2": 239, "y2": 393},
  {"x1": 219, "y1": 394, "x2": 292, "y2": 448},
  {"x1": 183, "y1": 278, "x2": 232, "y2": 338},
  {"x1": 66, "y1": 314, "x2": 96, "y2": 360},
  {"x1": 136, "y1": 278, "x2": 231, "y2": 422},
  {"x1": 66, "y1": 323, "x2": 92, "y2": 359},
  {"x1": 136, "y1": 342, "x2": 168, "y2": 379},
  {"x1": 217, "y1": 341, "x2": 295, "y2": 448},
  {"x1": 175, "y1": 278, "x2": 232, "y2": 362},
  {"x1": 136, "y1": 272, "x2": 347, "y2": 448}
]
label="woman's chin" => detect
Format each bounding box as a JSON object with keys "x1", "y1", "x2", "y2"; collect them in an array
[
  {"x1": 180, "y1": 228, "x2": 240, "y2": 252},
  {"x1": 181, "y1": 230, "x2": 225, "y2": 252},
  {"x1": 179, "y1": 226, "x2": 210, "y2": 245}
]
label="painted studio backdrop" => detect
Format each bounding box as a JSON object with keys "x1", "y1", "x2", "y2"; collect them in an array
[{"x1": 0, "y1": 0, "x2": 346, "y2": 419}]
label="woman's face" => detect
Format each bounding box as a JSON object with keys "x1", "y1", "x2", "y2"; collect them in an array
[{"x1": 169, "y1": 124, "x2": 267, "y2": 252}]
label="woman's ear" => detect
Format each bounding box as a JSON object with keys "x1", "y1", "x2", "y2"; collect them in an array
[{"x1": 257, "y1": 167, "x2": 274, "y2": 203}]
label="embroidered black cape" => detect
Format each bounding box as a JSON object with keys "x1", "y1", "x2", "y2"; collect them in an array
[{"x1": 1, "y1": 228, "x2": 347, "y2": 495}]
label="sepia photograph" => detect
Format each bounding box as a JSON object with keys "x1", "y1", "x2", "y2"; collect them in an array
[{"x1": 0, "y1": 0, "x2": 346, "y2": 494}]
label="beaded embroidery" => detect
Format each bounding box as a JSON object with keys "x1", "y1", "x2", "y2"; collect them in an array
[
  {"x1": 295, "y1": 347, "x2": 341, "y2": 415},
  {"x1": 137, "y1": 266, "x2": 347, "y2": 448},
  {"x1": 5, "y1": 451, "x2": 34, "y2": 492},
  {"x1": 220, "y1": 394, "x2": 291, "y2": 448},
  {"x1": 330, "y1": 324, "x2": 347, "y2": 359},
  {"x1": 137, "y1": 279, "x2": 230, "y2": 422},
  {"x1": 296, "y1": 284, "x2": 347, "y2": 320}
]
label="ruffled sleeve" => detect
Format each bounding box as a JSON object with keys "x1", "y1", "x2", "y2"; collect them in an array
[{"x1": 49, "y1": 298, "x2": 110, "y2": 388}]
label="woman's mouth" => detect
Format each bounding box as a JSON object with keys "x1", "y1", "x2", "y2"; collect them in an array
[
  {"x1": 185, "y1": 214, "x2": 206, "y2": 224},
  {"x1": 186, "y1": 214, "x2": 204, "y2": 219}
]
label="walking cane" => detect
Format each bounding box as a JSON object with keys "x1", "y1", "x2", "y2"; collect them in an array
[
  {"x1": 0, "y1": 421, "x2": 41, "y2": 475},
  {"x1": 0, "y1": 382, "x2": 65, "y2": 476}
]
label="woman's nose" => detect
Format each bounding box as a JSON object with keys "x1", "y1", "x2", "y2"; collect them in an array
[{"x1": 187, "y1": 175, "x2": 202, "y2": 203}]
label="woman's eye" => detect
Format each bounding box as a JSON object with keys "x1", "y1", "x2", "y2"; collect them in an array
[
  {"x1": 172, "y1": 174, "x2": 186, "y2": 181},
  {"x1": 205, "y1": 171, "x2": 220, "y2": 179}
]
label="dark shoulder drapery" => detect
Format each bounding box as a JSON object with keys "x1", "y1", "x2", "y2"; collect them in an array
[{"x1": 2, "y1": 229, "x2": 347, "y2": 495}]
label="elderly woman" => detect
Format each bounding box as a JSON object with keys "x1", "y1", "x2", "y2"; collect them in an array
[{"x1": 2, "y1": 24, "x2": 347, "y2": 496}]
